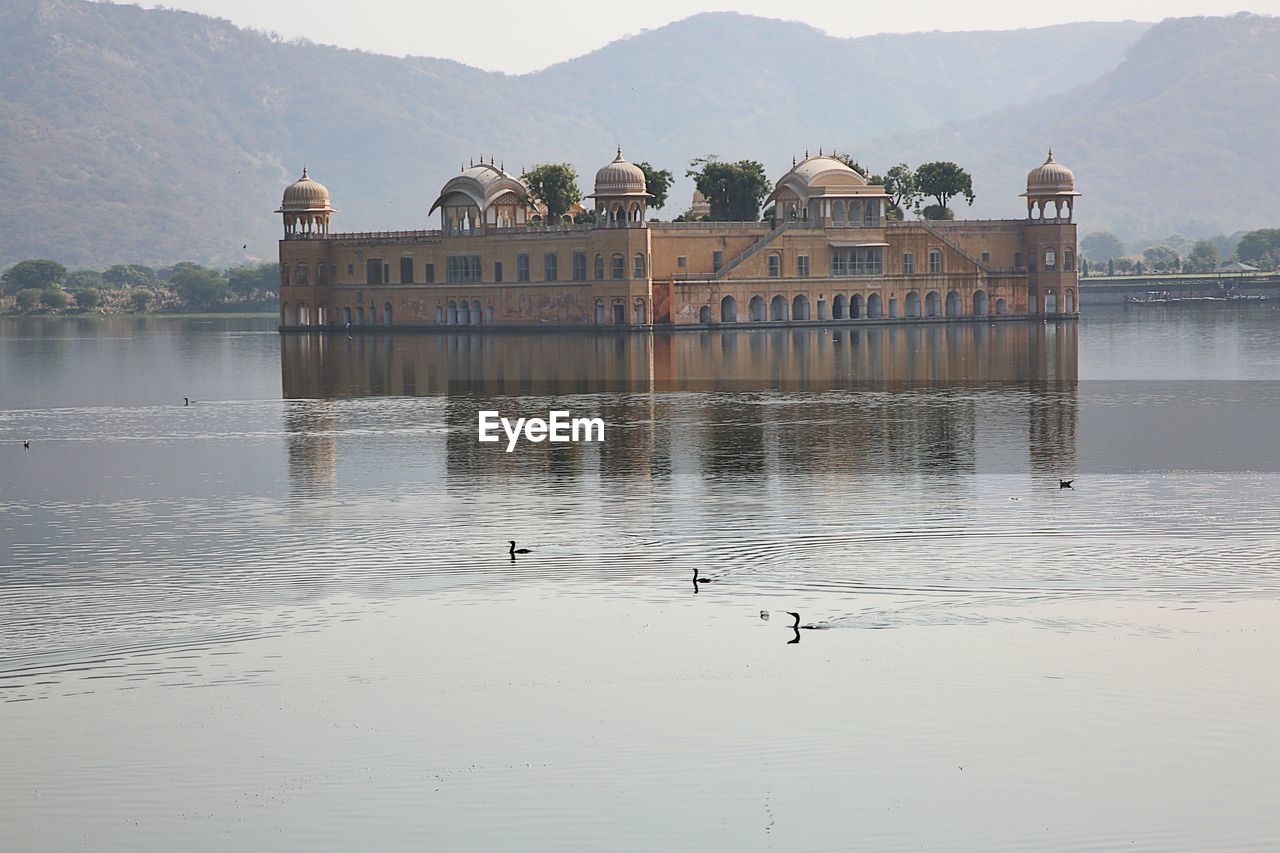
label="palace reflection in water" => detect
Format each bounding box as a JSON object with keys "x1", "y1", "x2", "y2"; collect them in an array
[{"x1": 280, "y1": 323, "x2": 1078, "y2": 489}]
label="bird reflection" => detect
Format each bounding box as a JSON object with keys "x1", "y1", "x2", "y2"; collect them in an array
[
  {"x1": 692, "y1": 568, "x2": 713, "y2": 592},
  {"x1": 787, "y1": 627, "x2": 800, "y2": 644}
]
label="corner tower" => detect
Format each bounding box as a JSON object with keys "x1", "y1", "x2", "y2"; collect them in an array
[
  {"x1": 587, "y1": 149, "x2": 651, "y2": 227},
  {"x1": 276, "y1": 167, "x2": 335, "y2": 238},
  {"x1": 1021, "y1": 149, "x2": 1081, "y2": 315}
]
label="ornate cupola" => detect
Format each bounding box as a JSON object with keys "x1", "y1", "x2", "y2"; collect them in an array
[
  {"x1": 1022, "y1": 149, "x2": 1080, "y2": 223},
  {"x1": 276, "y1": 167, "x2": 335, "y2": 238},
  {"x1": 586, "y1": 148, "x2": 652, "y2": 228}
]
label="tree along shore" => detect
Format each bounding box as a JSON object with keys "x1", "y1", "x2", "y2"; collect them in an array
[{"x1": 0, "y1": 260, "x2": 279, "y2": 315}]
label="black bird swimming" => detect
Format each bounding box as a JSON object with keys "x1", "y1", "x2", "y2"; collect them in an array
[
  {"x1": 692, "y1": 568, "x2": 713, "y2": 587},
  {"x1": 23, "y1": 440, "x2": 30, "y2": 449},
  {"x1": 1059, "y1": 479, "x2": 1074, "y2": 489},
  {"x1": 508, "y1": 540, "x2": 530, "y2": 556},
  {"x1": 184, "y1": 397, "x2": 190, "y2": 406},
  {"x1": 786, "y1": 612, "x2": 830, "y2": 630}
]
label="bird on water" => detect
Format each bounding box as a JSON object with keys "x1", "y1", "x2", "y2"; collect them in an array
[
  {"x1": 693, "y1": 568, "x2": 713, "y2": 587},
  {"x1": 1059, "y1": 479, "x2": 1074, "y2": 489},
  {"x1": 508, "y1": 540, "x2": 530, "y2": 556},
  {"x1": 786, "y1": 612, "x2": 830, "y2": 630},
  {"x1": 184, "y1": 397, "x2": 192, "y2": 406},
  {"x1": 23, "y1": 440, "x2": 30, "y2": 449}
]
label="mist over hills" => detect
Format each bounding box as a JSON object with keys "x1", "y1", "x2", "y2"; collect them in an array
[
  {"x1": 877, "y1": 12, "x2": 1280, "y2": 240},
  {"x1": 0, "y1": 1, "x2": 1263, "y2": 267}
]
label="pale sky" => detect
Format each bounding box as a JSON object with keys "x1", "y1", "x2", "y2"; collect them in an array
[{"x1": 120, "y1": 0, "x2": 1274, "y2": 73}]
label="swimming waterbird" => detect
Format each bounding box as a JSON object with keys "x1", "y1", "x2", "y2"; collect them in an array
[
  {"x1": 508, "y1": 540, "x2": 530, "y2": 556},
  {"x1": 693, "y1": 568, "x2": 713, "y2": 586},
  {"x1": 1059, "y1": 479, "x2": 1074, "y2": 489}
]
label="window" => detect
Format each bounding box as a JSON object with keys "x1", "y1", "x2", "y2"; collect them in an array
[
  {"x1": 903, "y1": 252, "x2": 915, "y2": 275},
  {"x1": 572, "y1": 252, "x2": 587, "y2": 281},
  {"x1": 929, "y1": 249, "x2": 943, "y2": 275},
  {"x1": 768, "y1": 254, "x2": 781, "y2": 277},
  {"x1": 425, "y1": 263, "x2": 435, "y2": 284},
  {"x1": 384, "y1": 263, "x2": 390, "y2": 284},
  {"x1": 494, "y1": 261, "x2": 503, "y2": 283},
  {"x1": 1044, "y1": 248, "x2": 1057, "y2": 271},
  {"x1": 400, "y1": 257, "x2": 414, "y2": 284},
  {"x1": 517, "y1": 254, "x2": 530, "y2": 282},
  {"x1": 633, "y1": 253, "x2": 646, "y2": 279},
  {"x1": 543, "y1": 253, "x2": 558, "y2": 281},
  {"x1": 366, "y1": 258, "x2": 383, "y2": 285},
  {"x1": 346, "y1": 263, "x2": 354, "y2": 276},
  {"x1": 798, "y1": 255, "x2": 810, "y2": 278},
  {"x1": 446, "y1": 255, "x2": 482, "y2": 283},
  {"x1": 295, "y1": 263, "x2": 308, "y2": 286},
  {"x1": 1064, "y1": 248, "x2": 1075, "y2": 271},
  {"x1": 677, "y1": 256, "x2": 687, "y2": 269},
  {"x1": 832, "y1": 200, "x2": 846, "y2": 225},
  {"x1": 611, "y1": 254, "x2": 625, "y2": 279},
  {"x1": 594, "y1": 254, "x2": 605, "y2": 280},
  {"x1": 1014, "y1": 251, "x2": 1023, "y2": 269},
  {"x1": 981, "y1": 252, "x2": 991, "y2": 265},
  {"x1": 317, "y1": 264, "x2": 328, "y2": 285},
  {"x1": 863, "y1": 199, "x2": 879, "y2": 226},
  {"x1": 712, "y1": 251, "x2": 723, "y2": 273},
  {"x1": 829, "y1": 247, "x2": 884, "y2": 276}
]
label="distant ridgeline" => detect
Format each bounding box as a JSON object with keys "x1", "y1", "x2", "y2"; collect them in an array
[{"x1": 0, "y1": 0, "x2": 1186, "y2": 268}]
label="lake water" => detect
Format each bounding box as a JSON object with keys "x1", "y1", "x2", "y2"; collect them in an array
[{"x1": 2, "y1": 307, "x2": 1280, "y2": 851}]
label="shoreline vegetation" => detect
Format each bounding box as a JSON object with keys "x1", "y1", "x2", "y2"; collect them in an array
[{"x1": 0, "y1": 260, "x2": 279, "y2": 317}]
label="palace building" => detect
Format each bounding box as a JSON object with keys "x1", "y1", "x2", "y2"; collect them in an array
[{"x1": 277, "y1": 149, "x2": 1079, "y2": 330}]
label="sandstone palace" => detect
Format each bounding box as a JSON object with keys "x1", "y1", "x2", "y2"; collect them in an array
[{"x1": 277, "y1": 149, "x2": 1079, "y2": 330}]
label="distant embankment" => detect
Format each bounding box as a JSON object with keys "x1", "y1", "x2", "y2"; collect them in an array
[{"x1": 1080, "y1": 273, "x2": 1280, "y2": 304}]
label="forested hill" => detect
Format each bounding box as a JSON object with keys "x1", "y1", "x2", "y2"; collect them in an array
[
  {"x1": 877, "y1": 12, "x2": 1280, "y2": 239},
  {"x1": 0, "y1": 1, "x2": 1148, "y2": 267}
]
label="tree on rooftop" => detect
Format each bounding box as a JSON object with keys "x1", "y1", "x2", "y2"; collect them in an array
[
  {"x1": 521, "y1": 164, "x2": 582, "y2": 223},
  {"x1": 635, "y1": 162, "x2": 673, "y2": 210},
  {"x1": 686, "y1": 156, "x2": 771, "y2": 222},
  {"x1": 914, "y1": 162, "x2": 974, "y2": 217},
  {"x1": 882, "y1": 164, "x2": 920, "y2": 218}
]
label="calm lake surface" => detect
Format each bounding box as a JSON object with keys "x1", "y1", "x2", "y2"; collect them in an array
[{"x1": 2, "y1": 307, "x2": 1280, "y2": 851}]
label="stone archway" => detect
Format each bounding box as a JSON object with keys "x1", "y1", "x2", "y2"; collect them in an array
[
  {"x1": 721, "y1": 295, "x2": 738, "y2": 323},
  {"x1": 946, "y1": 290, "x2": 963, "y2": 316},
  {"x1": 906, "y1": 291, "x2": 921, "y2": 318},
  {"x1": 770, "y1": 295, "x2": 788, "y2": 321},
  {"x1": 699, "y1": 305, "x2": 712, "y2": 324},
  {"x1": 832, "y1": 294, "x2": 847, "y2": 320},
  {"x1": 925, "y1": 291, "x2": 941, "y2": 317},
  {"x1": 866, "y1": 293, "x2": 882, "y2": 319},
  {"x1": 749, "y1": 295, "x2": 766, "y2": 322},
  {"x1": 791, "y1": 294, "x2": 810, "y2": 321},
  {"x1": 973, "y1": 291, "x2": 989, "y2": 316}
]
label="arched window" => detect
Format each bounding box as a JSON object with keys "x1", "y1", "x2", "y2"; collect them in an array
[
  {"x1": 633, "y1": 253, "x2": 645, "y2": 279},
  {"x1": 594, "y1": 254, "x2": 605, "y2": 280},
  {"x1": 611, "y1": 254, "x2": 625, "y2": 280},
  {"x1": 295, "y1": 263, "x2": 308, "y2": 286},
  {"x1": 1044, "y1": 248, "x2": 1057, "y2": 270},
  {"x1": 1064, "y1": 248, "x2": 1075, "y2": 272},
  {"x1": 720, "y1": 295, "x2": 737, "y2": 323},
  {"x1": 280, "y1": 264, "x2": 289, "y2": 287},
  {"x1": 573, "y1": 252, "x2": 587, "y2": 281},
  {"x1": 832, "y1": 200, "x2": 846, "y2": 225}
]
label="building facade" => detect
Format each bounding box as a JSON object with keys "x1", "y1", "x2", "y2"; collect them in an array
[{"x1": 277, "y1": 149, "x2": 1080, "y2": 331}]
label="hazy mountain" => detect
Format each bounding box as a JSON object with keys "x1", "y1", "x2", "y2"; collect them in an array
[
  {"x1": 879, "y1": 12, "x2": 1280, "y2": 239},
  {"x1": 0, "y1": 0, "x2": 1148, "y2": 267}
]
